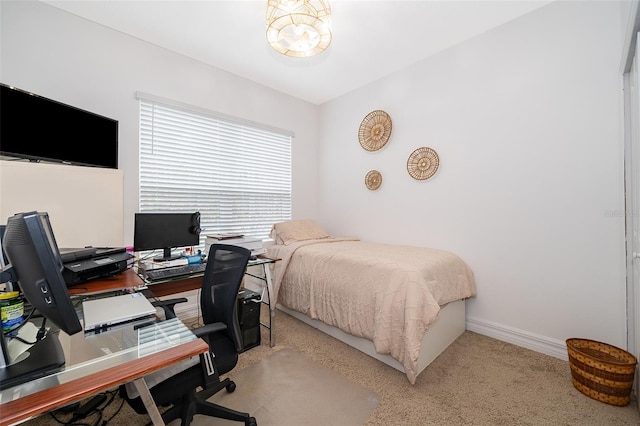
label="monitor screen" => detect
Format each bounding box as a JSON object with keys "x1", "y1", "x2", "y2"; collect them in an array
[
  {"x1": 133, "y1": 212, "x2": 201, "y2": 261},
  {"x1": 1, "y1": 211, "x2": 82, "y2": 389}
]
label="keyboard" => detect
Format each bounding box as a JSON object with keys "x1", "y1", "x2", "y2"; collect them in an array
[{"x1": 145, "y1": 263, "x2": 207, "y2": 282}]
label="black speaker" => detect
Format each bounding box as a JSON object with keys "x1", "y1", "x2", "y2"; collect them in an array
[{"x1": 237, "y1": 288, "x2": 261, "y2": 352}]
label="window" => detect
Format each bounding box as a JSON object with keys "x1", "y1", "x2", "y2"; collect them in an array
[{"x1": 137, "y1": 92, "x2": 292, "y2": 249}]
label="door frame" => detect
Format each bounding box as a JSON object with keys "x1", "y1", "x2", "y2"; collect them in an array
[{"x1": 622, "y1": 1, "x2": 640, "y2": 410}]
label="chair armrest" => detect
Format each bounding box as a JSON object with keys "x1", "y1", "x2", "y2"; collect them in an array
[
  {"x1": 152, "y1": 297, "x2": 188, "y2": 319},
  {"x1": 193, "y1": 322, "x2": 227, "y2": 338}
]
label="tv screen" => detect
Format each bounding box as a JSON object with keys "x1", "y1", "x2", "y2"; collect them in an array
[
  {"x1": 0, "y1": 83, "x2": 118, "y2": 169},
  {"x1": 133, "y1": 212, "x2": 201, "y2": 261}
]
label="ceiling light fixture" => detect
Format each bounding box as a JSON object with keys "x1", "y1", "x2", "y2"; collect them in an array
[{"x1": 266, "y1": 0, "x2": 332, "y2": 58}]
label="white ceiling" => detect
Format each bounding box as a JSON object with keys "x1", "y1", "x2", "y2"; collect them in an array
[{"x1": 42, "y1": 0, "x2": 553, "y2": 105}]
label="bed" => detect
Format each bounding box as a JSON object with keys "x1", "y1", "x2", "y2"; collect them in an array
[{"x1": 266, "y1": 220, "x2": 476, "y2": 384}]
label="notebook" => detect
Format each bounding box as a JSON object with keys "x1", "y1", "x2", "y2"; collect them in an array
[{"x1": 82, "y1": 293, "x2": 157, "y2": 332}]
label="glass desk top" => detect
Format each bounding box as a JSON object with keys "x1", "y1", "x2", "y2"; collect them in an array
[{"x1": 0, "y1": 315, "x2": 197, "y2": 403}]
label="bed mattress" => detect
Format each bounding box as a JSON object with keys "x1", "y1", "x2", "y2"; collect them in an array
[{"x1": 267, "y1": 238, "x2": 476, "y2": 383}]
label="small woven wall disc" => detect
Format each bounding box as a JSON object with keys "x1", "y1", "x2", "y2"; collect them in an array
[
  {"x1": 365, "y1": 170, "x2": 382, "y2": 190},
  {"x1": 407, "y1": 147, "x2": 439, "y2": 180},
  {"x1": 358, "y1": 110, "x2": 392, "y2": 151}
]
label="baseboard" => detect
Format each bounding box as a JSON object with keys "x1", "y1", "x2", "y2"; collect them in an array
[{"x1": 466, "y1": 316, "x2": 568, "y2": 361}]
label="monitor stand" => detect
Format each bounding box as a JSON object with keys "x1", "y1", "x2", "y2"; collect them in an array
[
  {"x1": 152, "y1": 247, "x2": 181, "y2": 262},
  {"x1": 0, "y1": 330, "x2": 66, "y2": 390}
]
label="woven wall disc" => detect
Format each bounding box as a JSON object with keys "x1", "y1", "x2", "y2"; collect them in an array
[
  {"x1": 407, "y1": 147, "x2": 439, "y2": 180},
  {"x1": 358, "y1": 110, "x2": 392, "y2": 151},
  {"x1": 365, "y1": 170, "x2": 382, "y2": 190}
]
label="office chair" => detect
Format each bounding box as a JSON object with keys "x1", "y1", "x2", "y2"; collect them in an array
[{"x1": 121, "y1": 244, "x2": 257, "y2": 426}]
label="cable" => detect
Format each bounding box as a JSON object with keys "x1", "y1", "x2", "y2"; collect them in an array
[
  {"x1": 101, "y1": 394, "x2": 126, "y2": 426},
  {"x1": 2, "y1": 306, "x2": 36, "y2": 336},
  {"x1": 3, "y1": 307, "x2": 46, "y2": 345},
  {"x1": 35, "y1": 317, "x2": 47, "y2": 341},
  {"x1": 71, "y1": 394, "x2": 107, "y2": 421},
  {"x1": 48, "y1": 390, "x2": 119, "y2": 426},
  {"x1": 10, "y1": 335, "x2": 37, "y2": 345}
]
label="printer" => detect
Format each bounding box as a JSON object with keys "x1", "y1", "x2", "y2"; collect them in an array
[{"x1": 60, "y1": 247, "x2": 132, "y2": 286}]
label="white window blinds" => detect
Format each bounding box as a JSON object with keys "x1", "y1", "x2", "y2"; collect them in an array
[{"x1": 138, "y1": 94, "x2": 292, "y2": 246}]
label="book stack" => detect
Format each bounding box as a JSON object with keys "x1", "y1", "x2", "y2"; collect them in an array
[{"x1": 205, "y1": 234, "x2": 266, "y2": 257}]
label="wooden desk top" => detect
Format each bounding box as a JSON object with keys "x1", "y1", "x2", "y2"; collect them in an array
[
  {"x1": 67, "y1": 268, "x2": 145, "y2": 296},
  {"x1": 68, "y1": 255, "x2": 279, "y2": 298},
  {"x1": 66, "y1": 268, "x2": 201, "y2": 298}
]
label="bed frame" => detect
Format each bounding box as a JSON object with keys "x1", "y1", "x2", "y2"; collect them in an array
[{"x1": 277, "y1": 299, "x2": 466, "y2": 378}]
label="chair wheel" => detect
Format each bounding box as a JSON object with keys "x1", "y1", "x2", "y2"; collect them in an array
[
  {"x1": 245, "y1": 417, "x2": 257, "y2": 426},
  {"x1": 226, "y1": 380, "x2": 236, "y2": 393}
]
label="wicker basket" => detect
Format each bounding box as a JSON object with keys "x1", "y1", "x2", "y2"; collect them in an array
[{"x1": 566, "y1": 338, "x2": 637, "y2": 406}]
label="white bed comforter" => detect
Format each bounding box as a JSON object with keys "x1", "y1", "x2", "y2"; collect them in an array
[{"x1": 267, "y1": 238, "x2": 476, "y2": 384}]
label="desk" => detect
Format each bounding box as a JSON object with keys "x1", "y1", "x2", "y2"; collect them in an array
[
  {"x1": 1, "y1": 257, "x2": 277, "y2": 425},
  {"x1": 0, "y1": 317, "x2": 208, "y2": 426},
  {"x1": 68, "y1": 257, "x2": 278, "y2": 347}
]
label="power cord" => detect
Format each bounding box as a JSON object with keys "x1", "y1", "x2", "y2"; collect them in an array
[
  {"x1": 35, "y1": 317, "x2": 47, "y2": 341},
  {"x1": 70, "y1": 394, "x2": 107, "y2": 422},
  {"x1": 49, "y1": 389, "x2": 123, "y2": 426},
  {"x1": 100, "y1": 394, "x2": 126, "y2": 426}
]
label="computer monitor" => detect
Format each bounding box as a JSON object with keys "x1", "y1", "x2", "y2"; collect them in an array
[
  {"x1": 0, "y1": 211, "x2": 82, "y2": 390},
  {"x1": 0, "y1": 225, "x2": 17, "y2": 292},
  {"x1": 133, "y1": 212, "x2": 201, "y2": 262}
]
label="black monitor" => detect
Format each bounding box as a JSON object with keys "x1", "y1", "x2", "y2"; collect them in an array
[
  {"x1": 133, "y1": 212, "x2": 201, "y2": 262},
  {"x1": 0, "y1": 211, "x2": 82, "y2": 390},
  {"x1": 0, "y1": 225, "x2": 17, "y2": 292}
]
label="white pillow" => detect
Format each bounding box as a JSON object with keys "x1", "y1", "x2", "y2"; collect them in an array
[{"x1": 271, "y1": 219, "x2": 330, "y2": 245}]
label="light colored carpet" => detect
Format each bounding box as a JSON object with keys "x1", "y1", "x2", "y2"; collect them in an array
[
  {"x1": 21, "y1": 309, "x2": 640, "y2": 425},
  {"x1": 191, "y1": 347, "x2": 379, "y2": 426}
]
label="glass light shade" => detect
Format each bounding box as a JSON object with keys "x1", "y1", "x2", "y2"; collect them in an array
[{"x1": 266, "y1": 0, "x2": 332, "y2": 58}]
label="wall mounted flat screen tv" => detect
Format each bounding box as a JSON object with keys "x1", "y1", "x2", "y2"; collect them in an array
[{"x1": 0, "y1": 83, "x2": 118, "y2": 169}]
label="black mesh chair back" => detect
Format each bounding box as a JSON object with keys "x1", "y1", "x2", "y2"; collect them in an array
[{"x1": 201, "y1": 244, "x2": 251, "y2": 353}]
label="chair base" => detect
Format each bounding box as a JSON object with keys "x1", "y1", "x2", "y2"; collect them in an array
[
  {"x1": 162, "y1": 398, "x2": 256, "y2": 426},
  {"x1": 161, "y1": 380, "x2": 256, "y2": 426}
]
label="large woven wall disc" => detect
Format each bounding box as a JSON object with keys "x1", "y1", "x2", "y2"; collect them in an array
[
  {"x1": 365, "y1": 170, "x2": 382, "y2": 190},
  {"x1": 407, "y1": 147, "x2": 439, "y2": 180},
  {"x1": 358, "y1": 110, "x2": 392, "y2": 151}
]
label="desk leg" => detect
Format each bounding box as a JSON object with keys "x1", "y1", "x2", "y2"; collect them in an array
[
  {"x1": 263, "y1": 263, "x2": 275, "y2": 347},
  {"x1": 132, "y1": 377, "x2": 165, "y2": 426}
]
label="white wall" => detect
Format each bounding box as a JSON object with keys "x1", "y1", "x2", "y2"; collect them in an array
[
  {"x1": 318, "y1": 1, "x2": 626, "y2": 357},
  {"x1": 0, "y1": 0, "x2": 629, "y2": 360},
  {"x1": 0, "y1": 1, "x2": 320, "y2": 245},
  {"x1": 0, "y1": 161, "x2": 124, "y2": 247}
]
